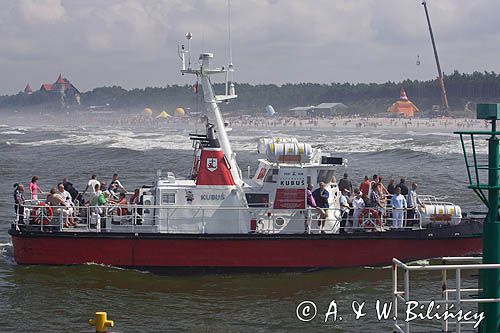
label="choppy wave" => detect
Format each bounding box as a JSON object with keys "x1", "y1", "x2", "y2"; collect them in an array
[
  {"x1": 3, "y1": 125, "x2": 489, "y2": 156},
  {"x1": 0, "y1": 130, "x2": 25, "y2": 135}
]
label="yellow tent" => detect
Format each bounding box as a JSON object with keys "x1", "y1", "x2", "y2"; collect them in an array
[
  {"x1": 174, "y1": 107, "x2": 185, "y2": 117},
  {"x1": 387, "y1": 88, "x2": 420, "y2": 118},
  {"x1": 156, "y1": 110, "x2": 171, "y2": 119},
  {"x1": 144, "y1": 107, "x2": 153, "y2": 116}
]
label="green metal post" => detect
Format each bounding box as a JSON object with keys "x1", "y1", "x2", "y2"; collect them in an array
[{"x1": 483, "y1": 118, "x2": 500, "y2": 332}]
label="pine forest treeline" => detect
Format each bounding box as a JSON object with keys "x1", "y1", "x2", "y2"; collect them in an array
[{"x1": 1, "y1": 70, "x2": 500, "y2": 115}]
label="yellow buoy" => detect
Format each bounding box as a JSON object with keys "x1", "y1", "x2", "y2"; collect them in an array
[
  {"x1": 88, "y1": 312, "x2": 114, "y2": 333},
  {"x1": 144, "y1": 107, "x2": 153, "y2": 116},
  {"x1": 174, "y1": 107, "x2": 185, "y2": 117}
]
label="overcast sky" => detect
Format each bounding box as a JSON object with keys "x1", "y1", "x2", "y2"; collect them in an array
[{"x1": 1, "y1": 0, "x2": 499, "y2": 94}]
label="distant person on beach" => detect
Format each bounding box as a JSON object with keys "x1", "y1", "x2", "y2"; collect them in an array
[
  {"x1": 390, "y1": 187, "x2": 407, "y2": 228},
  {"x1": 29, "y1": 176, "x2": 43, "y2": 201},
  {"x1": 395, "y1": 178, "x2": 409, "y2": 196}
]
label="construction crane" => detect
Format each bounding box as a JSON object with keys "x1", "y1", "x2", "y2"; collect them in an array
[{"x1": 421, "y1": 0, "x2": 449, "y2": 110}]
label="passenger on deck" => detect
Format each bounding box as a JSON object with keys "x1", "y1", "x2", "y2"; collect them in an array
[
  {"x1": 108, "y1": 173, "x2": 127, "y2": 193},
  {"x1": 368, "y1": 184, "x2": 384, "y2": 213},
  {"x1": 89, "y1": 183, "x2": 101, "y2": 204},
  {"x1": 58, "y1": 183, "x2": 76, "y2": 225},
  {"x1": 62, "y1": 177, "x2": 83, "y2": 205},
  {"x1": 112, "y1": 192, "x2": 129, "y2": 217},
  {"x1": 338, "y1": 173, "x2": 353, "y2": 194},
  {"x1": 13, "y1": 184, "x2": 25, "y2": 224},
  {"x1": 390, "y1": 187, "x2": 407, "y2": 228},
  {"x1": 368, "y1": 174, "x2": 380, "y2": 196},
  {"x1": 29, "y1": 176, "x2": 43, "y2": 201},
  {"x1": 58, "y1": 183, "x2": 72, "y2": 206},
  {"x1": 360, "y1": 176, "x2": 370, "y2": 196},
  {"x1": 129, "y1": 189, "x2": 140, "y2": 204},
  {"x1": 90, "y1": 186, "x2": 107, "y2": 207},
  {"x1": 387, "y1": 179, "x2": 396, "y2": 195},
  {"x1": 407, "y1": 182, "x2": 424, "y2": 226},
  {"x1": 83, "y1": 175, "x2": 100, "y2": 198},
  {"x1": 313, "y1": 182, "x2": 329, "y2": 233},
  {"x1": 304, "y1": 184, "x2": 317, "y2": 232},
  {"x1": 378, "y1": 177, "x2": 390, "y2": 196},
  {"x1": 339, "y1": 188, "x2": 350, "y2": 233},
  {"x1": 352, "y1": 189, "x2": 365, "y2": 230},
  {"x1": 46, "y1": 187, "x2": 74, "y2": 227},
  {"x1": 395, "y1": 178, "x2": 409, "y2": 196}
]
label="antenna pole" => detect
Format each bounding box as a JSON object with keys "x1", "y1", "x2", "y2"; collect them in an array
[{"x1": 421, "y1": 0, "x2": 449, "y2": 110}]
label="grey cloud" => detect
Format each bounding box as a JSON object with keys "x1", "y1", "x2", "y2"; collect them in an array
[{"x1": 0, "y1": 0, "x2": 499, "y2": 95}]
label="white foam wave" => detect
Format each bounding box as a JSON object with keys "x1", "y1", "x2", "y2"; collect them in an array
[
  {"x1": 9, "y1": 125, "x2": 488, "y2": 155},
  {"x1": 1, "y1": 130, "x2": 25, "y2": 135}
]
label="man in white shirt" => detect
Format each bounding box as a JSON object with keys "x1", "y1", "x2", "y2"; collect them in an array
[
  {"x1": 83, "y1": 175, "x2": 100, "y2": 198},
  {"x1": 58, "y1": 183, "x2": 73, "y2": 206},
  {"x1": 352, "y1": 189, "x2": 365, "y2": 230},
  {"x1": 390, "y1": 187, "x2": 407, "y2": 228},
  {"x1": 339, "y1": 189, "x2": 350, "y2": 233},
  {"x1": 407, "y1": 182, "x2": 424, "y2": 226}
]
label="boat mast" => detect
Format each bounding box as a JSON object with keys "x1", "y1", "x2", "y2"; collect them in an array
[
  {"x1": 421, "y1": 0, "x2": 449, "y2": 110},
  {"x1": 179, "y1": 35, "x2": 242, "y2": 186}
]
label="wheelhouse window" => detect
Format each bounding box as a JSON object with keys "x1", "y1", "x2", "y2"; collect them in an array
[
  {"x1": 161, "y1": 193, "x2": 176, "y2": 204},
  {"x1": 264, "y1": 169, "x2": 279, "y2": 183},
  {"x1": 317, "y1": 170, "x2": 335, "y2": 184},
  {"x1": 245, "y1": 193, "x2": 270, "y2": 208}
]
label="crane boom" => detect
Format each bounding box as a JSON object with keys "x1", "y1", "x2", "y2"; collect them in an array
[{"x1": 422, "y1": 0, "x2": 449, "y2": 110}]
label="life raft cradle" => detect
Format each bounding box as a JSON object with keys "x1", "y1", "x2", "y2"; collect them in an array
[
  {"x1": 31, "y1": 202, "x2": 53, "y2": 225},
  {"x1": 359, "y1": 208, "x2": 381, "y2": 229}
]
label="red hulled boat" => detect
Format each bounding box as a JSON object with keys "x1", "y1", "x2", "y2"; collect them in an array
[{"x1": 9, "y1": 40, "x2": 482, "y2": 271}]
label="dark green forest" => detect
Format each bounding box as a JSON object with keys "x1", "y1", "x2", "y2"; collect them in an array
[{"x1": 2, "y1": 70, "x2": 500, "y2": 115}]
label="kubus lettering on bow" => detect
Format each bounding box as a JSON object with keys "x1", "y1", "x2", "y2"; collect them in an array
[{"x1": 201, "y1": 193, "x2": 225, "y2": 201}]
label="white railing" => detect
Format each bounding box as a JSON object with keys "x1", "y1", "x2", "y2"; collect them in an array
[
  {"x1": 392, "y1": 257, "x2": 498, "y2": 333},
  {"x1": 14, "y1": 200, "x2": 434, "y2": 234}
]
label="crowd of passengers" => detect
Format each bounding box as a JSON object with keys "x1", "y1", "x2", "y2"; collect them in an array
[
  {"x1": 13, "y1": 174, "x2": 143, "y2": 228},
  {"x1": 305, "y1": 173, "x2": 424, "y2": 233},
  {"x1": 13, "y1": 172, "x2": 424, "y2": 232}
]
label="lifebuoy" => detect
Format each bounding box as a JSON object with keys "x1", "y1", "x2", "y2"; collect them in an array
[
  {"x1": 31, "y1": 202, "x2": 53, "y2": 225},
  {"x1": 116, "y1": 206, "x2": 128, "y2": 216},
  {"x1": 358, "y1": 208, "x2": 380, "y2": 228}
]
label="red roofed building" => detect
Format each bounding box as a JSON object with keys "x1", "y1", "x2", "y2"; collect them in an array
[
  {"x1": 40, "y1": 74, "x2": 80, "y2": 95},
  {"x1": 24, "y1": 84, "x2": 32, "y2": 94},
  {"x1": 40, "y1": 84, "x2": 54, "y2": 92}
]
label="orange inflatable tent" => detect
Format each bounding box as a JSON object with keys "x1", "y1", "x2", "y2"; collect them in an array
[{"x1": 387, "y1": 88, "x2": 420, "y2": 118}]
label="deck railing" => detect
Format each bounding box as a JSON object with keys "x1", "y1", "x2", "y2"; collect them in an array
[
  {"x1": 14, "y1": 199, "x2": 439, "y2": 234},
  {"x1": 392, "y1": 257, "x2": 498, "y2": 333}
]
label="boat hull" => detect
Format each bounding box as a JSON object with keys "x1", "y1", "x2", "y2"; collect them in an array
[{"x1": 9, "y1": 222, "x2": 482, "y2": 270}]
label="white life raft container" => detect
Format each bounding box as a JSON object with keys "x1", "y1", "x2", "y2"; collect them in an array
[
  {"x1": 257, "y1": 137, "x2": 312, "y2": 163},
  {"x1": 419, "y1": 203, "x2": 462, "y2": 226}
]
